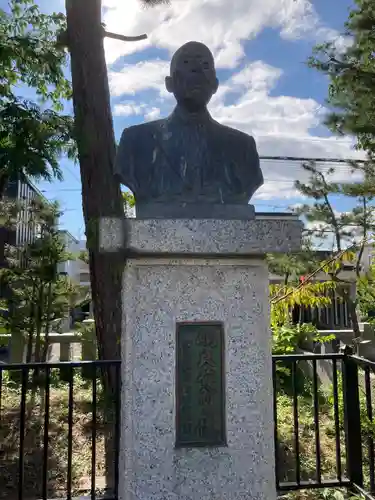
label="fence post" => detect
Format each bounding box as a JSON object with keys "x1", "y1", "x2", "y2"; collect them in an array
[
  {"x1": 60, "y1": 339, "x2": 71, "y2": 382},
  {"x1": 81, "y1": 323, "x2": 97, "y2": 380},
  {"x1": 10, "y1": 331, "x2": 25, "y2": 363},
  {"x1": 342, "y1": 348, "x2": 363, "y2": 487}
]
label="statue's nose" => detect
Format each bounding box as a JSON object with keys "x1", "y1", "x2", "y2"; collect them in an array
[{"x1": 190, "y1": 64, "x2": 203, "y2": 74}]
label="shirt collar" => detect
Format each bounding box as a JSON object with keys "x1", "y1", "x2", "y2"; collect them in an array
[{"x1": 168, "y1": 105, "x2": 212, "y2": 125}]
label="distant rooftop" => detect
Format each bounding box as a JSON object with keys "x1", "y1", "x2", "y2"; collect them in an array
[
  {"x1": 58, "y1": 229, "x2": 79, "y2": 244},
  {"x1": 256, "y1": 212, "x2": 298, "y2": 219}
]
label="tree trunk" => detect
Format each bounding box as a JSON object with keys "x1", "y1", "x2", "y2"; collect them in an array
[
  {"x1": 0, "y1": 173, "x2": 9, "y2": 199},
  {"x1": 348, "y1": 297, "x2": 360, "y2": 337},
  {"x1": 339, "y1": 284, "x2": 360, "y2": 342},
  {"x1": 348, "y1": 282, "x2": 361, "y2": 338},
  {"x1": 65, "y1": 0, "x2": 123, "y2": 379},
  {"x1": 328, "y1": 285, "x2": 335, "y2": 330},
  {"x1": 65, "y1": 5, "x2": 123, "y2": 489}
]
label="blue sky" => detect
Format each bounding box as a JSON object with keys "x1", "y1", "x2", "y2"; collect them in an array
[{"x1": 4, "y1": 0, "x2": 364, "y2": 240}]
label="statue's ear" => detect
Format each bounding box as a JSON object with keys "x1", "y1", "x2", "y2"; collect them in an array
[
  {"x1": 165, "y1": 76, "x2": 173, "y2": 93},
  {"x1": 212, "y1": 77, "x2": 219, "y2": 95}
]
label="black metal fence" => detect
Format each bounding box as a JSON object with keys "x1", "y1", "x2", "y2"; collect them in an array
[
  {"x1": 0, "y1": 360, "x2": 120, "y2": 500},
  {"x1": 2, "y1": 353, "x2": 375, "y2": 499},
  {"x1": 273, "y1": 352, "x2": 375, "y2": 499}
]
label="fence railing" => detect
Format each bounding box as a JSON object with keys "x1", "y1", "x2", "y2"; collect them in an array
[
  {"x1": 273, "y1": 351, "x2": 375, "y2": 499},
  {"x1": 0, "y1": 328, "x2": 97, "y2": 364},
  {"x1": 0, "y1": 360, "x2": 120, "y2": 500},
  {"x1": 2, "y1": 354, "x2": 375, "y2": 499}
]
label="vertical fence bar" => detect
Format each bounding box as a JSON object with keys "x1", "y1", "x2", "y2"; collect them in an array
[
  {"x1": 0, "y1": 367, "x2": 2, "y2": 421},
  {"x1": 18, "y1": 366, "x2": 28, "y2": 500},
  {"x1": 272, "y1": 360, "x2": 279, "y2": 489},
  {"x1": 91, "y1": 373, "x2": 97, "y2": 500},
  {"x1": 114, "y1": 363, "x2": 121, "y2": 499},
  {"x1": 332, "y1": 358, "x2": 342, "y2": 482},
  {"x1": 342, "y1": 353, "x2": 363, "y2": 487},
  {"x1": 42, "y1": 366, "x2": 50, "y2": 500},
  {"x1": 292, "y1": 361, "x2": 300, "y2": 485},
  {"x1": 67, "y1": 366, "x2": 74, "y2": 500},
  {"x1": 312, "y1": 359, "x2": 321, "y2": 484},
  {"x1": 365, "y1": 366, "x2": 375, "y2": 492}
]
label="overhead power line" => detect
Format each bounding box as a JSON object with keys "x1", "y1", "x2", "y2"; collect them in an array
[
  {"x1": 259, "y1": 155, "x2": 365, "y2": 164},
  {"x1": 39, "y1": 175, "x2": 361, "y2": 194},
  {"x1": 40, "y1": 155, "x2": 367, "y2": 203},
  {"x1": 256, "y1": 135, "x2": 355, "y2": 144}
]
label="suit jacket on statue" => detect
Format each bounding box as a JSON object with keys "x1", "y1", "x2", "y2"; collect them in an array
[{"x1": 114, "y1": 107, "x2": 263, "y2": 206}]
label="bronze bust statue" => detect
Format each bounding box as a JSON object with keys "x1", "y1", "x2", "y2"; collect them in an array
[{"x1": 114, "y1": 41, "x2": 263, "y2": 219}]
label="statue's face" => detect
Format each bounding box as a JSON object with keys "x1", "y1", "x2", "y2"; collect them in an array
[{"x1": 166, "y1": 42, "x2": 219, "y2": 111}]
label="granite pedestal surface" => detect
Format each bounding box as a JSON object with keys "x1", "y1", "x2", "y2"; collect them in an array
[{"x1": 118, "y1": 217, "x2": 302, "y2": 500}]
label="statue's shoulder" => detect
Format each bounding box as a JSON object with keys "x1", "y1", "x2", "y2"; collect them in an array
[{"x1": 120, "y1": 119, "x2": 167, "y2": 145}]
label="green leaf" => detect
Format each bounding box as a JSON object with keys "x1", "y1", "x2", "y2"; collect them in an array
[{"x1": 0, "y1": 0, "x2": 75, "y2": 194}]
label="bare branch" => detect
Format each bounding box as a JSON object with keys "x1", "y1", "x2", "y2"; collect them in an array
[{"x1": 103, "y1": 30, "x2": 147, "y2": 43}]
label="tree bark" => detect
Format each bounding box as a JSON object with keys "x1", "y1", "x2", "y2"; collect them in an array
[
  {"x1": 348, "y1": 282, "x2": 361, "y2": 338},
  {"x1": 65, "y1": 0, "x2": 123, "y2": 378},
  {"x1": 348, "y1": 296, "x2": 361, "y2": 338},
  {"x1": 0, "y1": 173, "x2": 9, "y2": 200}
]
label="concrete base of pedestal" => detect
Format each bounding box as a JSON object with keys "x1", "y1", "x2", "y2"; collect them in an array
[
  {"x1": 119, "y1": 258, "x2": 275, "y2": 500},
  {"x1": 117, "y1": 217, "x2": 302, "y2": 500}
]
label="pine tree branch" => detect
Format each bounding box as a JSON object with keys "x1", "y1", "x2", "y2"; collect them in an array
[{"x1": 271, "y1": 237, "x2": 369, "y2": 305}]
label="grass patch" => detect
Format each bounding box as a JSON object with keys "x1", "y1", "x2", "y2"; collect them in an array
[
  {"x1": 279, "y1": 490, "x2": 365, "y2": 499},
  {"x1": 274, "y1": 358, "x2": 375, "y2": 500},
  {"x1": 0, "y1": 369, "x2": 116, "y2": 499},
  {"x1": 276, "y1": 391, "x2": 347, "y2": 485},
  {"x1": 0, "y1": 361, "x2": 374, "y2": 500}
]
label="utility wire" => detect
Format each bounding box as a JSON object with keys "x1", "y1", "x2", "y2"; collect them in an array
[
  {"x1": 260, "y1": 155, "x2": 365, "y2": 164},
  {"x1": 40, "y1": 155, "x2": 368, "y2": 211},
  {"x1": 40, "y1": 175, "x2": 363, "y2": 193},
  {"x1": 41, "y1": 155, "x2": 366, "y2": 193}
]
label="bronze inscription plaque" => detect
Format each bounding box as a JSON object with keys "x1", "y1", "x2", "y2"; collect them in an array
[{"x1": 175, "y1": 322, "x2": 226, "y2": 447}]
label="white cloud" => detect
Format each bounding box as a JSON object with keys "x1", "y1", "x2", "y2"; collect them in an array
[
  {"x1": 113, "y1": 101, "x2": 162, "y2": 121},
  {"x1": 303, "y1": 208, "x2": 365, "y2": 251},
  {"x1": 109, "y1": 55, "x2": 365, "y2": 201},
  {"x1": 255, "y1": 179, "x2": 302, "y2": 201},
  {"x1": 144, "y1": 107, "x2": 161, "y2": 121},
  {"x1": 229, "y1": 61, "x2": 282, "y2": 92},
  {"x1": 102, "y1": 0, "x2": 346, "y2": 68},
  {"x1": 104, "y1": 0, "x2": 364, "y2": 203},
  {"x1": 109, "y1": 59, "x2": 169, "y2": 96},
  {"x1": 113, "y1": 102, "x2": 144, "y2": 116},
  {"x1": 210, "y1": 63, "x2": 360, "y2": 163},
  {"x1": 208, "y1": 63, "x2": 323, "y2": 139},
  {"x1": 254, "y1": 162, "x2": 365, "y2": 210}
]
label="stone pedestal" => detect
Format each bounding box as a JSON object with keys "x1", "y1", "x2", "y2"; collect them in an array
[{"x1": 118, "y1": 217, "x2": 302, "y2": 500}]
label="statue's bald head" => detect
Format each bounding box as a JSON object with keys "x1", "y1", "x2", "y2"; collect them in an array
[
  {"x1": 166, "y1": 41, "x2": 218, "y2": 112},
  {"x1": 170, "y1": 41, "x2": 215, "y2": 75}
]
